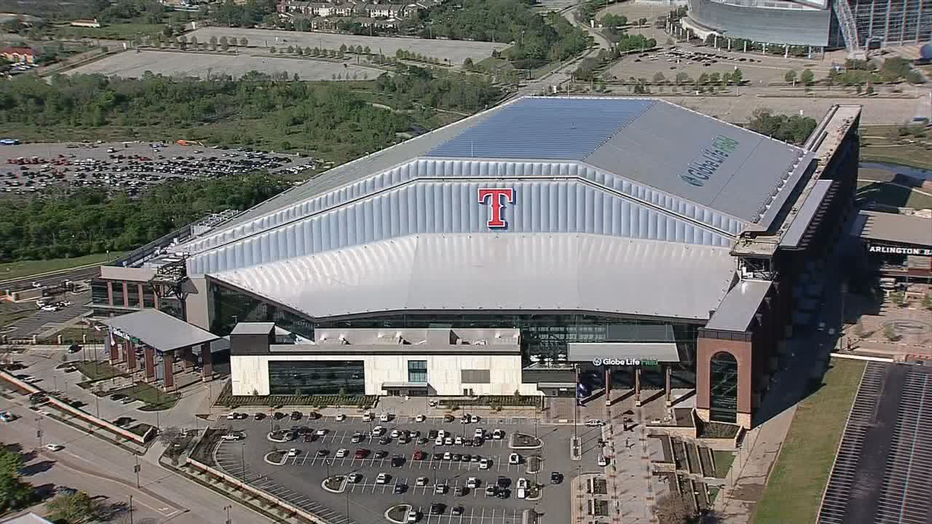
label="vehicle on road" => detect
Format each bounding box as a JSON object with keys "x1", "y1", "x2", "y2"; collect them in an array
[
  {"x1": 221, "y1": 432, "x2": 244, "y2": 441},
  {"x1": 550, "y1": 472, "x2": 563, "y2": 484},
  {"x1": 415, "y1": 414, "x2": 426, "y2": 423},
  {"x1": 586, "y1": 419, "x2": 605, "y2": 427},
  {"x1": 380, "y1": 413, "x2": 391, "y2": 422},
  {"x1": 376, "y1": 473, "x2": 389, "y2": 484},
  {"x1": 335, "y1": 413, "x2": 346, "y2": 422},
  {"x1": 0, "y1": 412, "x2": 15, "y2": 422},
  {"x1": 598, "y1": 454, "x2": 609, "y2": 467},
  {"x1": 287, "y1": 448, "x2": 299, "y2": 457},
  {"x1": 45, "y1": 443, "x2": 64, "y2": 452}
]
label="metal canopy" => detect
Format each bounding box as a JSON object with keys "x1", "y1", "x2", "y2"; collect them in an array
[
  {"x1": 103, "y1": 309, "x2": 218, "y2": 353},
  {"x1": 567, "y1": 342, "x2": 681, "y2": 363},
  {"x1": 705, "y1": 280, "x2": 772, "y2": 332},
  {"x1": 781, "y1": 179, "x2": 834, "y2": 249}
]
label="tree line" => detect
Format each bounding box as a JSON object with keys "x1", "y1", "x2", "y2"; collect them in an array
[
  {"x1": 747, "y1": 108, "x2": 817, "y2": 146},
  {"x1": 0, "y1": 173, "x2": 289, "y2": 262}
]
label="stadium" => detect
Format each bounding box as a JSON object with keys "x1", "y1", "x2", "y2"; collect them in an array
[
  {"x1": 682, "y1": 0, "x2": 932, "y2": 52},
  {"x1": 102, "y1": 97, "x2": 862, "y2": 429}
]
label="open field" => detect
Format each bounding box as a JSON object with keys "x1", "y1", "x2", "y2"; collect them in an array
[
  {"x1": 0, "y1": 252, "x2": 124, "y2": 282},
  {"x1": 856, "y1": 180, "x2": 932, "y2": 209},
  {"x1": 47, "y1": 22, "x2": 166, "y2": 40},
  {"x1": 754, "y1": 358, "x2": 866, "y2": 524},
  {"x1": 66, "y1": 50, "x2": 381, "y2": 80},
  {"x1": 187, "y1": 27, "x2": 509, "y2": 65}
]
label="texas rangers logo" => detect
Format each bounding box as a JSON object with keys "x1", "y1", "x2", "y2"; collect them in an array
[{"x1": 478, "y1": 188, "x2": 515, "y2": 229}]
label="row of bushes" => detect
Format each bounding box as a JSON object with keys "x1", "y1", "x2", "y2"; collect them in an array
[{"x1": 440, "y1": 395, "x2": 543, "y2": 409}]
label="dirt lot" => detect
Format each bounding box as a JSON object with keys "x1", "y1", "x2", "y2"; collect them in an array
[
  {"x1": 187, "y1": 27, "x2": 508, "y2": 65},
  {"x1": 66, "y1": 50, "x2": 381, "y2": 80}
]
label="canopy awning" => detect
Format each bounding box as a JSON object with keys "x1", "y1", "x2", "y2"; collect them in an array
[
  {"x1": 567, "y1": 342, "x2": 680, "y2": 364},
  {"x1": 103, "y1": 309, "x2": 219, "y2": 353}
]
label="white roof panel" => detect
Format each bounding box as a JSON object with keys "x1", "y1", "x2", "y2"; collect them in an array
[{"x1": 210, "y1": 233, "x2": 736, "y2": 321}]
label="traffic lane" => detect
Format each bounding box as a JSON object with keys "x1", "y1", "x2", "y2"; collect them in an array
[
  {"x1": 0, "y1": 399, "x2": 273, "y2": 524},
  {"x1": 5, "y1": 291, "x2": 91, "y2": 337},
  {"x1": 0, "y1": 266, "x2": 99, "y2": 291}
]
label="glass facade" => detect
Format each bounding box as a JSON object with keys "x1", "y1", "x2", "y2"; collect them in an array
[
  {"x1": 268, "y1": 360, "x2": 365, "y2": 395},
  {"x1": 709, "y1": 352, "x2": 739, "y2": 423},
  {"x1": 127, "y1": 285, "x2": 140, "y2": 308},
  {"x1": 143, "y1": 290, "x2": 156, "y2": 309},
  {"x1": 111, "y1": 283, "x2": 125, "y2": 307},
  {"x1": 407, "y1": 360, "x2": 428, "y2": 383},
  {"x1": 91, "y1": 280, "x2": 109, "y2": 305}
]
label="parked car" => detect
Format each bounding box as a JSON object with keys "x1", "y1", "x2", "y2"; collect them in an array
[
  {"x1": 290, "y1": 411, "x2": 302, "y2": 421},
  {"x1": 550, "y1": 472, "x2": 563, "y2": 484},
  {"x1": 287, "y1": 448, "x2": 299, "y2": 457},
  {"x1": 585, "y1": 419, "x2": 605, "y2": 427},
  {"x1": 430, "y1": 503, "x2": 445, "y2": 515},
  {"x1": 335, "y1": 448, "x2": 348, "y2": 458},
  {"x1": 415, "y1": 414, "x2": 426, "y2": 423},
  {"x1": 598, "y1": 455, "x2": 609, "y2": 467},
  {"x1": 45, "y1": 443, "x2": 64, "y2": 452},
  {"x1": 109, "y1": 393, "x2": 127, "y2": 401},
  {"x1": 466, "y1": 477, "x2": 480, "y2": 488},
  {"x1": 380, "y1": 413, "x2": 391, "y2": 422},
  {"x1": 0, "y1": 412, "x2": 16, "y2": 423},
  {"x1": 376, "y1": 473, "x2": 390, "y2": 484},
  {"x1": 416, "y1": 476, "x2": 429, "y2": 486},
  {"x1": 335, "y1": 413, "x2": 346, "y2": 422},
  {"x1": 492, "y1": 429, "x2": 504, "y2": 440},
  {"x1": 347, "y1": 473, "x2": 363, "y2": 484},
  {"x1": 509, "y1": 453, "x2": 521, "y2": 465},
  {"x1": 253, "y1": 413, "x2": 265, "y2": 421}
]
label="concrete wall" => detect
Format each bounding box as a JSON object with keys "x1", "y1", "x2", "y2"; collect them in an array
[
  {"x1": 185, "y1": 277, "x2": 210, "y2": 329},
  {"x1": 231, "y1": 353, "x2": 540, "y2": 396}
]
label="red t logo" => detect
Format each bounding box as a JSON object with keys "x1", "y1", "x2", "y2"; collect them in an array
[{"x1": 478, "y1": 188, "x2": 515, "y2": 229}]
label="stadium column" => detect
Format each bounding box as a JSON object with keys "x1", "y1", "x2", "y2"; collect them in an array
[
  {"x1": 125, "y1": 339, "x2": 137, "y2": 371},
  {"x1": 163, "y1": 350, "x2": 175, "y2": 390},
  {"x1": 179, "y1": 346, "x2": 191, "y2": 370},
  {"x1": 144, "y1": 345, "x2": 155, "y2": 381},
  {"x1": 201, "y1": 344, "x2": 212, "y2": 381},
  {"x1": 106, "y1": 281, "x2": 114, "y2": 306},
  {"x1": 634, "y1": 365, "x2": 642, "y2": 407},
  {"x1": 604, "y1": 366, "x2": 612, "y2": 406}
]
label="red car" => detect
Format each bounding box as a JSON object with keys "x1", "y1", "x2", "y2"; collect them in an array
[
  {"x1": 354, "y1": 448, "x2": 371, "y2": 459},
  {"x1": 413, "y1": 450, "x2": 426, "y2": 460}
]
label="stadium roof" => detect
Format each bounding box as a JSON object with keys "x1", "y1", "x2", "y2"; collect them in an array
[
  {"x1": 705, "y1": 279, "x2": 772, "y2": 332},
  {"x1": 852, "y1": 210, "x2": 932, "y2": 248},
  {"x1": 184, "y1": 97, "x2": 812, "y2": 259},
  {"x1": 209, "y1": 233, "x2": 737, "y2": 322}
]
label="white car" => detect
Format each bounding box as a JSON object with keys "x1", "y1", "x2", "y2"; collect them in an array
[
  {"x1": 416, "y1": 476, "x2": 429, "y2": 486},
  {"x1": 585, "y1": 419, "x2": 605, "y2": 427},
  {"x1": 335, "y1": 448, "x2": 348, "y2": 458},
  {"x1": 443, "y1": 452, "x2": 452, "y2": 461},
  {"x1": 517, "y1": 478, "x2": 528, "y2": 490},
  {"x1": 45, "y1": 443, "x2": 64, "y2": 452},
  {"x1": 492, "y1": 429, "x2": 504, "y2": 440},
  {"x1": 474, "y1": 428, "x2": 485, "y2": 439},
  {"x1": 438, "y1": 429, "x2": 447, "y2": 438},
  {"x1": 391, "y1": 429, "x2": 401, "y2": 438},
  {"x1": 454, "y1": 436, "x2": 463, "y2": 445},
  {"x1": 335, "y1": 413, "x2": 346, "y2": 422},
  {"x1": 372, "y1": 426, "x2": 385, "y2": 436},
  {"x1": 376, "y1": 473, "x2": 389, "y2": 484},
  {"x1": 444, "y1": 437, "x2": 453, "y2": 446},
  {"x1": 466, "y1": 477, "x2": 479, "y2": 488},
  {"x1": 435, "y1": 436, "x2": 444, "y2": 446},
  {"x1": 0, "y1": 412, "x2": 15, "y2": 423},
  {"x1": 288, "y1": 448, "x2": 300, "y2": 457},
  {"x1": 434, "y1": 483, "x2": 447, "y2": 494},
  {"x1": 415, "y1": 414, "x2": 426, "y2": 423},
  {"x1": 509, "y1": 453, "x2": 521, "y2": 465},
  {"x1": 348, "y1": 473, "x2": 363, "y2": 484},
  {"x1": 598, "y1": 455, "x2": 609, "y2": 467},
  {"x1": 315, "y1": 429, "x2": 328, "y2": 437},
  {"x1": 470, "y1": 414, "x2": 480, "y2": 423},
  {"x1": 479, "y1": 458, "x2": 490, "y2": 470},
  {"x1": 362, "y1": 412, "x2": 374, "y2": 422},
  {"x1": 380, "y1": 413, "x2": 391, "y2": 422},
  {"x1": 220, "y1": 433, "x2": 244, "y2": 441}
]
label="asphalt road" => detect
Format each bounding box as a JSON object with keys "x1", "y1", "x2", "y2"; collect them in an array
[
  {"x1": 0, "y1": 266, "x2": 100, "y2": 293},
  {"x1": 0, "y1": 396, "x2": 273, "y2": 524},
  {"x1": 215, "y1": 414, "x2": 604, "y2": 524},
  {"x1": 2, "y1": 291, "x2": 91, "y2": 338}
]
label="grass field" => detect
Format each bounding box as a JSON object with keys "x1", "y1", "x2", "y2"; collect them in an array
[
  {"x1": 74, "y1": 361, "x2": 126, "y2": 382},
  {"x1": 754, "y1": 358, "x2": 866, "y2": 524},
  {"x1": 47, "y1": 23, "x2": 167, "y2": 41},
  {"x1": 713, "y1": 450, "x2": 736, "y2": 479},
  {"x1": 861, "y1": 125, "x2": 932, "y2": 171},
  {"x1": 856, "y1": 180, "x2": 932, "y2": 210},
  {"x1": 0, "y1": 252, "x2": 125, "y2": 282},
  {"x1": 127, "y1": 382, "x2": 179, "y2": 411}
]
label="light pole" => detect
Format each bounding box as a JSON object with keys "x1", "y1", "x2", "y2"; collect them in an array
[
  {"x1": 241, "y1": 443, "x2": 247, "y2": 482},
  {"x1": 35, "y1": 417, "x2": 43, "y2": 448},
  {"x1": 134, "y1": 454, "x2": 141, "y2": 488},
  {"x1": 224, "y1": 504, "x2": 231, "y2": 524},
  {"x1": 129, "y1": 495, "x2": 134, "y2": 524}
]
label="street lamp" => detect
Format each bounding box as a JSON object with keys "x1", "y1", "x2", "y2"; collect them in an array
[
  {"x1": 241, "y1": 443, "x2": 247, "y2": 482},
  {"x1": 224, "y1": 505, "x2": 231, "y2": 524},
  {"x1": 128, "y1": 495, "x2": 134, "y2": 524}
]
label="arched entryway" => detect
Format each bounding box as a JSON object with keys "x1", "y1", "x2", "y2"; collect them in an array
[{"x1": 709, "y1": 351, "x2": 738, "y2": 423}]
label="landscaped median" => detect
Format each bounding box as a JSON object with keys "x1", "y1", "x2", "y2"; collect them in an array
[
  {"x1": 321, "y1": 475, "x2": 346, "y2": 494},
  {"x1": 754, "y1": 358, "x2": 866, "y2": 524}
]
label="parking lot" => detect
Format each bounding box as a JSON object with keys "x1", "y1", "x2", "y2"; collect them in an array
[
  {"x1": 213, "y1": 412, "x2": 606, "y2": 524},
  {"x1": 0, "y1": 141, "x2": 315, "y2": 196}
]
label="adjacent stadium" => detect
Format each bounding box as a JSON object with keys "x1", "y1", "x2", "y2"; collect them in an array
[{"x1": 110, "y1": 97, "x2": 861, "y2": 429}]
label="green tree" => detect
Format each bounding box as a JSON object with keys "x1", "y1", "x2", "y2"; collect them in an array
[
  {"x1": 0, "y1": 445, "x2": 32, "y2": 513},
  {"x1": 47, "y1": 491, "x2": 99, "y2": 523},
  {"x1": 270, "y1": 46, "x2": 276, "y2": 53},
  {"x1": 463, "y1": 57, "x2": 474, "y2": 69},
  {"x1": 287, "y1": 45, "x2": 294, "y2": 54},
  {"x1": 652, "y1": 71, "x2": 665, "y2": 84},
  {"x1": 800, "y1": 68, "x2": 815, "y2": 86},
  {"x1": 240, "y1": 37, "x2": 248, "y2": 47},
  {"x1": 784, "y1": 69, "x2": 797, "y2": 85},
  {"x1": 674, "y1": 71, "x2": 689, "y2": 85},
  {"x1": 219, "y1": 35, "x2": 229, "y2": 51},
  {"x1": 731, "y1": 68, "x2": 743, "y2": 85}
]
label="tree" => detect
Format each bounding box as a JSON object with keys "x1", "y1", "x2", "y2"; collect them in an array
[
  {"x1": 653, "y1": 493, "x2": 694, "y2": 524},
  {"x1": 800, "y1": 68, "x2": 815, "y2": 86},
  {"x1": 637, "y1": 17, "x2": 648, "y2": 27},
  {"x1": 162, "y1": 25, "x2": 173, "y2": 37},
  {"x1": 363, "y1": 46, "x2": 371, "y2": 56},
  {"x1": 286, "y1": 45, "x2": 294, "y2": 54},
  {"x1": 209, "y1": 35, "x2": 218, "y2": 50},
  {"x1": 883, "y1": 323, "x2": 899, "y2": 341},
  {"x1": 189, "y1": 36, "x2": 198, "y2": 49},
  {"x1": 784, "y1": 69, "x2": 797, "y2": 85},
  {"x1": 698, "y1": 72, "x2": 709, "y2": 85},
  {"x1": 240, "y1": 37, "x2": 248, "y2": 47},
  {"x1": 176, "y1": 36, "x2": 187, "y2": 50},
  {"x1": 674, "y1": 71, "x2": 690, "y2": 85},
  {"x1": 890, "y1": 290, "x2": 906, "y2": 306},
  {"x1": 731, "y1": 68, "x2": 743, "y2": 85},
  {"x1": 270, "y1": 46, "x2": 276, "y2": 53},
  {"x1": 305, "y1": 46, "x2": 312, "y2": 56},
  {"x1": 0, "y1": 445, "x2": 32, "y2": 513},
  {"x1": 652, "y1": 71, "x2": 665, "y2": 84},
  {"x1": 339, "y1": 43, "x2": 347, "y2": 54},
  {"x1": 219, "y1": 35, "x2": 229, "y2": 51},
  {"x1": 463, "y1": 57, "x2": 474, "y2": 69},
  {"x1": 296, "y1": 47, "x2": 304, "y2": 56},
  {"x1": 47, "y1": 491, "x2": 100, "y2": 523},
  {"x1": 312, "y1": 47, "x2": 320, "y2": 57}
]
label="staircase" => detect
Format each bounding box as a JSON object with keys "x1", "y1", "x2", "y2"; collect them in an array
[{"x1": 833, "y1": 0, "x2": 861, "y2": 54}]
